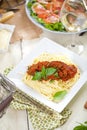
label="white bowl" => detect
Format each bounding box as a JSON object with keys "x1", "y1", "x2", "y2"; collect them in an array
[{"x1": 25, "y1": 0, "x2": 87, "y2": 35}]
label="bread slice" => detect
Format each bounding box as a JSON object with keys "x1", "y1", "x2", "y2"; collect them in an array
[{"x1": 0, "y1": 11, "x2": 14, "y2": 23}]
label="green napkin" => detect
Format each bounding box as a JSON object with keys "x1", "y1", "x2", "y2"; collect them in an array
[{"x1": 4, "y1": 67, "x2": 71, "y2": 130}]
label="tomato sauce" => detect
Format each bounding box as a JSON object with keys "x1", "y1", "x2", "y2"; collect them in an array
[{"x1": 27, "y1": 61, "x2": 77, "y2": 81}]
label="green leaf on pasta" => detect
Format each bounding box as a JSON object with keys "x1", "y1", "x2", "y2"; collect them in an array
[
  {"x1": 53, "y1": 90, "x2": 67, "y2": 102},
  {"x1": 32, "y1": 72, "x2": 42, "y2": 80},
  {"x1": 46, "y1": 67, "x2": 56, "y2": 76}
]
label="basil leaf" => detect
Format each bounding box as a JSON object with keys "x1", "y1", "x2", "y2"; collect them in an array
[
  {"x1": 73, "y1": 125, "x2": 87, "y2": 130},
  {"x1": 46, "y1": 67, "x2": 56, "y2": 76},
  {"x1": 41, "y1": 66, "x2": 46, "y2": 79},
  {"x1": 73, "y1": 122, "x2": 87, "y2": 130},
  {"x1": 53, "y1": 90, "x2": 67, "y2": 102},
  {"x1": 32, "y1": 72, "x2": 42, "y2": 80}
]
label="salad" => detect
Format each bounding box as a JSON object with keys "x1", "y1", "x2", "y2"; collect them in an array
[{"x1": 27, "y1": 0, "x2": 66, "y2": 31}]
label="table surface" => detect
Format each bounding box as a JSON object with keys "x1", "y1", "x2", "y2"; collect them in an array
[{"x1": 0, "y1": 28, "x2": 87, "y2": 130}]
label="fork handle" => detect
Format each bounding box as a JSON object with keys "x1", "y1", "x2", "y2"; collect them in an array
[{"x1": 0, "y1": 94, "x2": 13, "y2": 112}]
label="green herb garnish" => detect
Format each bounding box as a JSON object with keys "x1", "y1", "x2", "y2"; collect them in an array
[
  {"x1": 32, "y1": 72, "x2": 42, "y2": 80},
  {"x1": 41, "y1": 66, "x2": 46, "y2": 79},
  {"x1": 53, "y1": 90, "x2": 67, "y2": 102},
  {"x1": 73, "y1": 121, "x2": 87, "y2": 130},
  {"x1": 46, "y1": 67, "x2": 56, "y2": 76},
  {"x1": 32, "y1": 67, "x2": 57, "y2": 80}
]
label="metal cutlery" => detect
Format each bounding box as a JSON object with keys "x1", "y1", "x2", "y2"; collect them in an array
[
  {"x1": 0, "y1": 73, "x2": 16, "y2": 93},
  {"x1": 0, "y1": 73, "x2": 16, "y2": 115}
]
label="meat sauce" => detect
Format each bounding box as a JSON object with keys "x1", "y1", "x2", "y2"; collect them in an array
[{"x1": 27, "y1": 61, "x2": 77, "y2": 81}]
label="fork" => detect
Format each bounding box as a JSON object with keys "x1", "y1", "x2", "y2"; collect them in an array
[{"x1": 0, "y1": 73, "x2": 16, "y2": 93}]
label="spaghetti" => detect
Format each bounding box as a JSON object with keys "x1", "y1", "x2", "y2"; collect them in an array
[{"x1": 23, "y1": 53, "x2": 80, "y2": 101}]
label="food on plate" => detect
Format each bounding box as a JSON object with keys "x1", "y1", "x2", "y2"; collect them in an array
[
  {"x1": 27, "y1": 0, "x2": 65, "y2": 31},
  {"x1": 60, "y1": 0, "x2": 87, "y2": 32},
  {"x1": 27, "y1": 0, "x2": 87, "y2": 32},
  {"x1": 23, "y1": 53, "x2": 80, "y2": 102}
]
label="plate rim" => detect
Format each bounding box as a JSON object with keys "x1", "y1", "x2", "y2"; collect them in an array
[{"x1": 8, "y1": 37, "x2": 87, "y2": 112}]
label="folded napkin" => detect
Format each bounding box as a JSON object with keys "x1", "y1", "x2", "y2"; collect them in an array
[{"x1": 4, "y1": 67, "x2": 71, "y2": 130}]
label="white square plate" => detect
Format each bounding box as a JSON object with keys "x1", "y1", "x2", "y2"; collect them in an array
[{"x1": 8, "y1": 38, "x2": 87, "y2": 113}]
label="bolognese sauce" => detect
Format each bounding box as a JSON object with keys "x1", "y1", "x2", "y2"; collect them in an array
[{"x1": 27, "y1": 61, "x2": 77, "y2": 81}]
